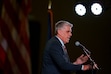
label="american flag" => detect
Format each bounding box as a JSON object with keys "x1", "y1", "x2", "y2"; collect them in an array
[{"x1": 0, "y1": 0, "x2": 32, "y2": 74}]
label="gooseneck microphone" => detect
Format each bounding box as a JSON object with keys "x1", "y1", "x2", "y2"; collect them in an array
[
  {"x1": 75, "y1": 41, "x2": 91, "y2": 54},
  {"x1": 75, "y1": 41, "x2": 100, "y2": 70}
]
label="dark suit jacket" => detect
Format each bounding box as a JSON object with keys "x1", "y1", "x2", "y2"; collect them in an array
[{"x1": 41, "y1": 36, "x2": 82, "y2": 74}]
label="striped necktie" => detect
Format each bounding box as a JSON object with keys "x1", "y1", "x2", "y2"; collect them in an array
[
  {"x1": 63, "y1": 46, "x2": 67, "y2": 53},
  {"x1": 63, "y1": 46, "x2": 70, "y2": 62}
]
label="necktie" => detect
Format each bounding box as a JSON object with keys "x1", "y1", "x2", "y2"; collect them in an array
[
  {"x1": 62, "y1": 46, "x2": 70, "y2": 62},
  {"x1": 63, "y1": 46, "x2": 67, "y2": 54}
]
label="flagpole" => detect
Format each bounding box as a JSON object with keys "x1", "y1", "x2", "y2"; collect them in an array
[{"x1": 48, "y1": 0, "x2": 54, "y2": 39}]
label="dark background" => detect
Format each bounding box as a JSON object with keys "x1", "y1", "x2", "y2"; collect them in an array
[
  {"x1": 1, "y1": 0, "x2": 110, "y2": 74},
  {"x1": 29, "y1": 0, "x2": 111, "y2": 74}
]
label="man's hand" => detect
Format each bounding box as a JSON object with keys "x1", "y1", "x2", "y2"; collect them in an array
[{"x1": 73, "y1": 54, "x2": 89, "y2": 65}]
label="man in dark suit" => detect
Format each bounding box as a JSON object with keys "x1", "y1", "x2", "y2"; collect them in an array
[{"x1": 41, "y1": 20, "x2": 94, "y2": 74}]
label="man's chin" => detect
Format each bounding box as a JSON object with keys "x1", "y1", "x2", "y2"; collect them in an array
[{"x1": 66, "y1": 41, "x2": 69, "y2": 43}]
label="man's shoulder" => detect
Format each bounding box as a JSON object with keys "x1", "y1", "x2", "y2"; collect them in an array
[{"x1": 47, "y1": 36, "x2": 61, "y2": 46}]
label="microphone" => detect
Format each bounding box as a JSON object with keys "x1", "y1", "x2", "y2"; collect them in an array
[
  {"x1": 75, "y1": 41, "x2": 100, "y2": 70},
  {"x1": 75, "y1": 41, "x2": 91, "y2": 54}
]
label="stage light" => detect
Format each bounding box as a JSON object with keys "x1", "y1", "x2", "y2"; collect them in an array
[
  {"x1": 91, "y1": 3, "x2": 103, "y2": 15},
  {"x1": 74, "y1": 4, "x2": 86, "y2": 16}
]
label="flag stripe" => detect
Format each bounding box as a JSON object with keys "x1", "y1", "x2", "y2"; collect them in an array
[
  {"x1": 3, "y1": 0, "x2": 20, "y2": 30},
  {"x1": 0, "y1": 0, "x2": 32, "y2": 73},
  {"x1": 21, "y1": 0, "x2": 31, "y2": 16},
  {"x1": 1, "y1": 8, "x2": 31, "y2": 73},
  {"x1": 0, "y1": 19, "x2": 30, "y2": 74},
  {"x1": 4, "y1": 58, "x2": 13, "y2": 74},
  {"x1": 7, "y1": 48, "x2": 21, "y2": 74},
  {"x1": 0, "y1": 44, "x2": 6, "y2": 69},
  {"x1": 0, "y1": 20, "x2": 7, "y2": 70},
  {"x1": 18, "y1": 11, "x2": 30, "y2": 54},
  {"x1": 2, "y1": 0, "x2": 30, "y2": 54}
]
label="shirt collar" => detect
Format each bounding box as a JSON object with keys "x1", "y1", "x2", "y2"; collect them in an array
[{"x1": 56, "y1": 36, "x2": 64, "y2": 46}]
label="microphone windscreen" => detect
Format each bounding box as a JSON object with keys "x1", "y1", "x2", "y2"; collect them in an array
[{"x1": 75, "y1": 41, "x2": 80, "y2": 46}]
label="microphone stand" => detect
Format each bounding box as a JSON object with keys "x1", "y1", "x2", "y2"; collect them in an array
[{"x1": 82, "y1": 46, "x2": 100, "y2": 74}]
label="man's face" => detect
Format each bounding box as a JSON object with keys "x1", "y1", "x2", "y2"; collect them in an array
[{"x1": 58, "y1": 25, "x2": 72, "y2": 44}]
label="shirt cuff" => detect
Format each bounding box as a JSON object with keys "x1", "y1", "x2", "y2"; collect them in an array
[{"x1": 81, "y1": 65, "x2": 84, "y2": 70}]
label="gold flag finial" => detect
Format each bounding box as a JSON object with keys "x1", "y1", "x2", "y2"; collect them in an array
[{"x1": 48, "y1": 0, "x2": 52, "y2": 9}]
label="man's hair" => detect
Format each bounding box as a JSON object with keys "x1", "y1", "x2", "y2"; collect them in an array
[{"x1": 55, "y1": 20, "x2": 73, "y2": 34}]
